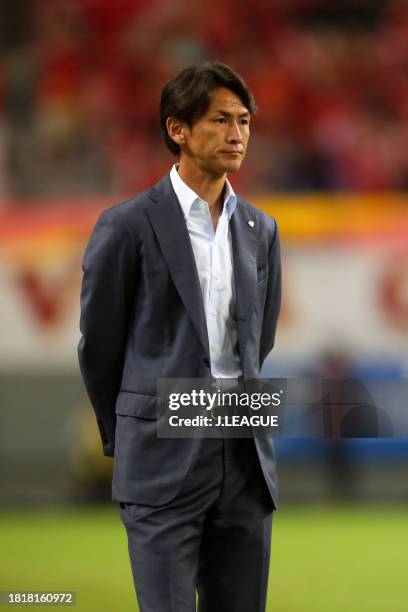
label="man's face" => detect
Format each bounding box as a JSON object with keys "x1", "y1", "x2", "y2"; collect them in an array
[{"x1": 179, "y1": 87, "x2": 251, "y2": 176}]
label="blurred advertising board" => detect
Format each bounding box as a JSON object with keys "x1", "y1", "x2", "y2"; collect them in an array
[{"x1": 0, "y1": 194, "x2": 407, "y2": 371}]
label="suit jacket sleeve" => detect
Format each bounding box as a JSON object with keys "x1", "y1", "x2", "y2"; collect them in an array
[
  {"x1": 78, "y1": 208, "x2": 136, "y2": 456},
  {"x1": 259, "y1": 220, "x2": 281, "y2": 371}
]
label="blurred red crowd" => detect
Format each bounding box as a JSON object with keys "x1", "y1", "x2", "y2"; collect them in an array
[{"x1": 1, "y1": 0, "x2": 408, "y2": 198}]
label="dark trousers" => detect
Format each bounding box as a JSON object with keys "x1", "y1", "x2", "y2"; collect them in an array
[{"x1": 118, "y1": 437, "x2": 275, "y2": 612}]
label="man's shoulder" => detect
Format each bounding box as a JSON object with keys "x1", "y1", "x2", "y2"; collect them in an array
[
  {"x1": 99, "y1": 172, "x2": 174, "y2": 228},
  {"x1": 100, "y1": 185, "x2": 155, "y2": 227}
]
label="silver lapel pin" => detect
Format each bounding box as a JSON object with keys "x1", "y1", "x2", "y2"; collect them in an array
[{"x1": 248, "y1": 220, "x2": 255, "y2": 227}]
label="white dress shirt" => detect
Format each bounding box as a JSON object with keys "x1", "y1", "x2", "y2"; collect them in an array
[{"x1": 170, "y1": 164, "x2": 242, "y2": 378}]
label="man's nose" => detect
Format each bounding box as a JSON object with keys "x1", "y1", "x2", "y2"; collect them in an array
[{"x1": 226, "y1": 122, "x2": 244, "y2": 143}]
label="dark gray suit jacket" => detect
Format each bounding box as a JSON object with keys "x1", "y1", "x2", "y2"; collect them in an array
[{"x1": 78, "y1": 173, "x2": 281, "y2": 507}]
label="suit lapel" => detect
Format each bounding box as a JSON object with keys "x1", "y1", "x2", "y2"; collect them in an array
[
  {"x1": 146, "y1": 174, "x2": 210, "y2": 357},
  {"x1": 230, "y1": 200, "x2": 258, "y2": 363}
]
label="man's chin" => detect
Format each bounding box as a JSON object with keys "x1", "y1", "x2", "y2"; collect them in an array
[
  {"x1": 222, "y1": 159, "x2": 243, "y2": 174},
  {"x1": 206, "y1": 158, "x2": 243, "y2": 177}
]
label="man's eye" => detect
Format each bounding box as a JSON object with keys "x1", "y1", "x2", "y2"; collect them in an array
[{"x1": 215, "y1": 118, "x2": 226, "y2": 123}]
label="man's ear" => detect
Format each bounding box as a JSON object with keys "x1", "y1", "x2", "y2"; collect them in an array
[{"x1": 166, "y1": 117, "x2": 187, "y2": 148}]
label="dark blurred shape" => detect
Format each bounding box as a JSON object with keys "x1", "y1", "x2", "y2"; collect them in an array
[
  {"x1": 293, "y1": 0, "x2": 387, "y2": 29},
  {"x1": 341, "y1": 402, "x2": 393, "y2": 437},
  {"x1": 70, "y1": 401, "x2": 113, "y2": 502},
  {"x1": 309, "y1": 348, "x2": 359, "y2": 502},
  {"x1": 0, "y1": 0, "x2": 32, "y2": 51}
]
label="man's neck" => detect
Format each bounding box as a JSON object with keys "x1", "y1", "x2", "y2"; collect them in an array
[{"x1": 177, "y1": 159, "x2": 226, "y2": 210}]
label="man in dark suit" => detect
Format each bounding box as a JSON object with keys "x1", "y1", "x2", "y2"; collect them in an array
[{"x1": 78, "y1": 62, "x2": 281, "y2": 612}]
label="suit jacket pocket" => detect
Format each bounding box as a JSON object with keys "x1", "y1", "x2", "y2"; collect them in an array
[{"x1": 115, "y1": 391, "x2": 163, "y2": 419}]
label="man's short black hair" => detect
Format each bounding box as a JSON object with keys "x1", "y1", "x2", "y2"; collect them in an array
[{"x1": 160, "y1": 61, "x2": 257, "y2": 156}]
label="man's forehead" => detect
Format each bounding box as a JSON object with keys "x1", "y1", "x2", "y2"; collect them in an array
[{"x1": 207, "y1": 88, "x2": 249, "y2": 114}]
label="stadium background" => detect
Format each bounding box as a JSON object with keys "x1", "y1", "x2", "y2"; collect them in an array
[{"x1": 1, "y1": 0, "x2": 407, "y2": 610}]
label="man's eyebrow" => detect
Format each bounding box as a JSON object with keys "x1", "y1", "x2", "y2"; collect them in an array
[{"x1": 211, "y1": 109, "x2": 250, "y2": 118}]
